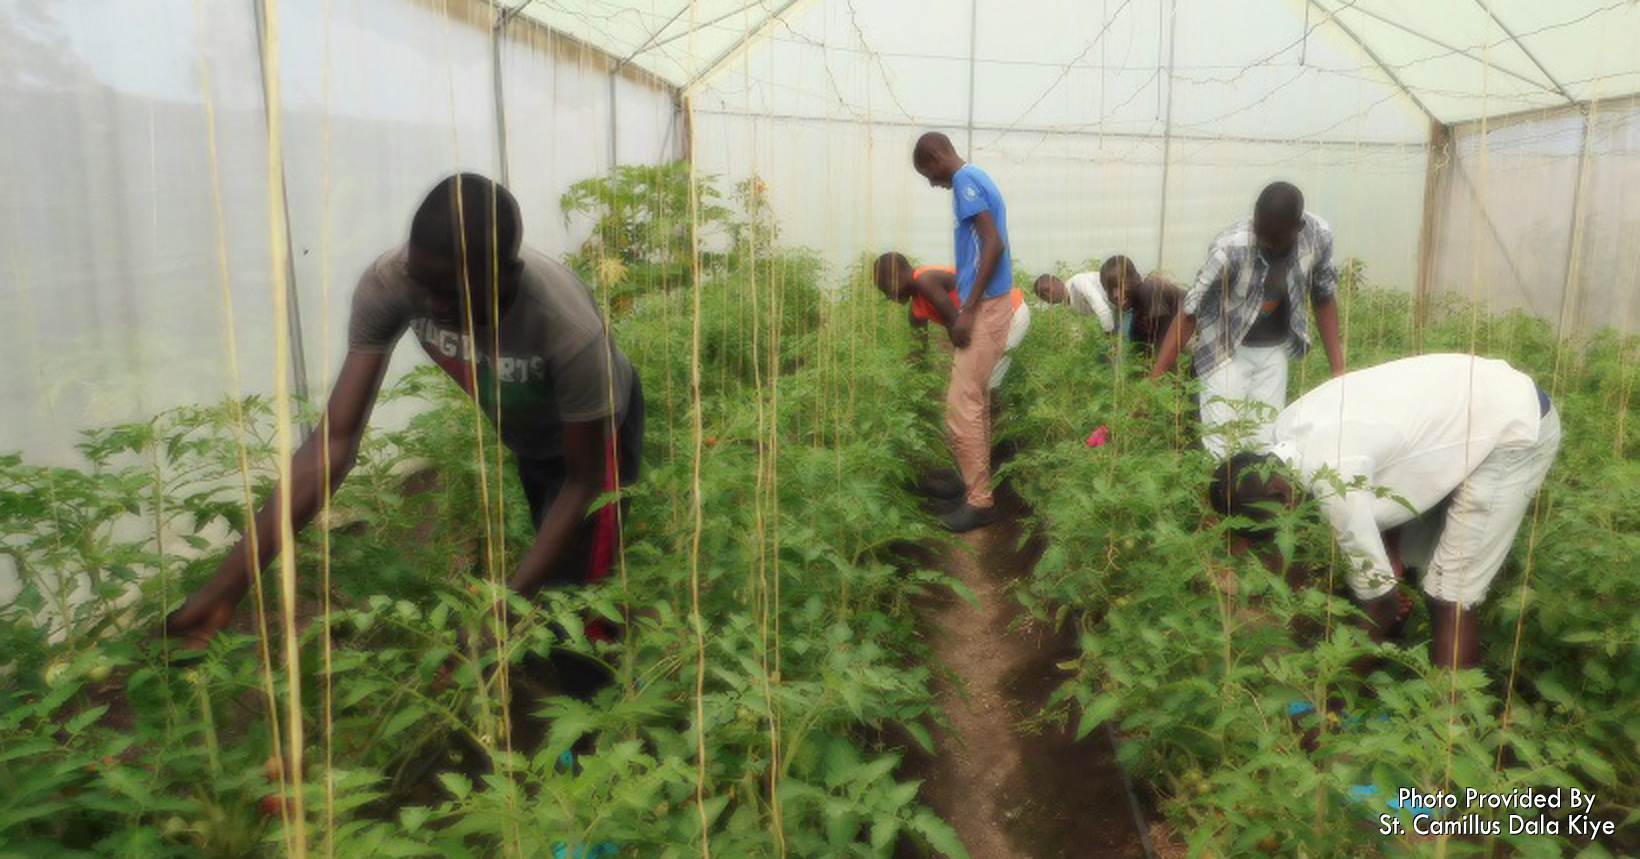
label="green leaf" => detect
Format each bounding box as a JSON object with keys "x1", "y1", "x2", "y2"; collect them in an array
[
  {"x1": 399, "y1": 805, "x2": 432, "y2": 833},
  {"x1": 1076, "y1": 695, "x2": 1120, "y2": 741},
  {"x1": 911, "y1": 810, "x2": 970, "y2": 859},
  {"x1": 438, "y1": 772, "x2": 471, "y2": 801},
  {"x1": 902, "y1": 721, "x2": 935, "y2": 755},
  {"x1": 65, "y1": 705, "x2": 109, "y2": 735}
]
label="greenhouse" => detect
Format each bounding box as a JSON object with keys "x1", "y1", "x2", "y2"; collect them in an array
[{"x1": 2, "y1": 0, "x2": 1639, "y2": 856}]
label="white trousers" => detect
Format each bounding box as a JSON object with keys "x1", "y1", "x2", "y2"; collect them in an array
[
  {"x1": 1197, "y1": 344, "x2": 1288, "y2": 459},
  {"x1": 1390, "y1": 407, "x2": 1561, "y2": 609},
  {"x1": 988, "y1": 300, "x2": 1032, "y2": 390}
]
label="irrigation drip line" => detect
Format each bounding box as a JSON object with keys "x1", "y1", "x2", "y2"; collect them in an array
[{"x1": 1106, "y1": 721, "x2": 1160, "y2": 859}]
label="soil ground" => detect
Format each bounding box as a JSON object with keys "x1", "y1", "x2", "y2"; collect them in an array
[{"x1": 898, "y1": 487, "x2": 1152, "y2": 859}]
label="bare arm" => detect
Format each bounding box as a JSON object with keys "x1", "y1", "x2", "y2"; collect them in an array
[
  {"x1": 912, "y1": 273, "x2": 959, "y2": 330},
  {"x1": 951, "y1": 211, "x2": 1004, "y2": 348},
  {"x1": 509, "y1": 418, "x2": 608, "y2": 598},
  {"x1": 1149, "y1": 311, "x2": 1195, "y2": 379},
  {"x1": 1314, "y1": 298, "x2": 1345, "y2": 377},
  {"x1": 1309, "y1": 228, "x2": 1344, "y2": 377},
  {"x1": 168, "y1": 350, "x2": 390, "y2": 636}
]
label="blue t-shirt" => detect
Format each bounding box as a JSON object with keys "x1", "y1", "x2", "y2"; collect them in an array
[{"x1": 951, "y1": 164, "x2": 1013, "y2": 304}]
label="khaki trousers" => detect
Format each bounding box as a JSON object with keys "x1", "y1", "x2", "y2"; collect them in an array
[{"x1": 946, "y1": 295, "x2": 1015, "y2": 508}]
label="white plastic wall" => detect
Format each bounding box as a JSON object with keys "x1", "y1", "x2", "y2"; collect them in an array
[
  {"x1": 0, "y1": 0, "x2": 680, "y2": 468},
  {"x1": 1430, "y1": 99, "x2": 1640, "y2": 336}
]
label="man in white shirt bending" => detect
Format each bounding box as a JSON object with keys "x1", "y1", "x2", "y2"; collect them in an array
[
  {"x1": 1208, "y1": 354, "x2": 1560, "y2": 672},
  {"x1": 1034, "y1": 271, "x2": 1118, "y2": 334}
]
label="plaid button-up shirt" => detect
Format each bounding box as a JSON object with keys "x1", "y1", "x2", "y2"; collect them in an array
[{"x1": 1181, "y1": 212, "x2": 1338, "y2": 376}]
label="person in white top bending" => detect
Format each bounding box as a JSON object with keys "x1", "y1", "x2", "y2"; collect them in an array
[
  {"x1": 1034, "y1": 271, "x2": 1118, "y2": 334},
  {"x1": 1208, "y1": 354, "x2": 1561, "y2": 672}
]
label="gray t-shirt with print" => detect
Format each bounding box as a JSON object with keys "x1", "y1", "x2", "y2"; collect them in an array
[{"x1": 348, "y1": 245, "x2": 633, "y2": 460}]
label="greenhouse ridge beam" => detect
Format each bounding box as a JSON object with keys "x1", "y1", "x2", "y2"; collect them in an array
[
  {"x1": 686, "y1": 0, "x2": 814, "y2": 92},
  {"x1": 1335, "y1": 4, "x2": 1561, "y2": 101},
  {"x1": 1305, "y1": 0, "x2": 1439, "y2": 126},
  {"x1": 496, "y1": 1, "x2": 676, "y2": 92},
  {"x1": 628, "y1": 1, "x2": 765, "y2": 60},
  {"x1": 1470, "y1": 0, "x2": 1578, "y2": 108},
  {"x1": 616, "y1": 5, "x2": 693, "y2": 66}
]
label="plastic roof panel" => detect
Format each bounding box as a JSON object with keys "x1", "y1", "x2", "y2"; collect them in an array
[
  {"x1": 513, "y1": 0, "x2": 781, "y2": 85},
  {"x1": 515, "y1": 0, "x2": 1640, "y2": 127}
]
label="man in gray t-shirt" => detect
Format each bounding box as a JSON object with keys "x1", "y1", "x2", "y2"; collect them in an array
[{"x1": 166, "y1": 175, "x2": 642, "y2": 697}]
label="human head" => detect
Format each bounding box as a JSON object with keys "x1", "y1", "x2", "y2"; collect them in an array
[
  {"x1": 407, "y1": 173, "x2": 524, "y2": 326},
  {"x1": 1208, "y1": 451, "x2": 1293, "y2": 540},
  {"x1": 874, "y1": 252, "x2": 915, "y2": 302},
  {"x1": 1099, "y1": 255, "x2": 1143, "y2": 310},
  {"x1": 912, "y1": 132, "x2": 962, "y2": 189},
  {"x1": 1034, "y1": 274, "x2": 1068, "y2": 304},
  {"x1": 1252, "y1": 181, "x2": 1305, "y2": 259}
]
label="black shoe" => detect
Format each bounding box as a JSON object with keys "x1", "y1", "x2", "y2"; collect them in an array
[
  {"x1": 924, "y1": 493, "x2": 965, "y2": 516},
  {"x1": 914, "y1": 468, "x2": 966, "y2": 501},
  {"x1": 940, "y1": 503, "x2": 1000, "y2": 533}
]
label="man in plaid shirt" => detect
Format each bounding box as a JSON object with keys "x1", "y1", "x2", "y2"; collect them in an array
[{"x1": 1150, "y1": 182, "x2": 1346, "y2": 457}]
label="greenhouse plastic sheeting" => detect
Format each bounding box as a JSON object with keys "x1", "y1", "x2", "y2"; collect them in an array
[
  {"x1": 689, "y1": 0, "x2": 1432, "y2": 291},
  {"x1": 0, "y1": 0, "x2": 679, "y2": 467},
  {"x1": 1431, "y1": 101, "x2": 1640, "y2": 337}
]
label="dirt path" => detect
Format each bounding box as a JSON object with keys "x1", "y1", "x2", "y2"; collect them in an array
[{"x1": 902, "y1": 499, "x2": 1151, "y2": 859}]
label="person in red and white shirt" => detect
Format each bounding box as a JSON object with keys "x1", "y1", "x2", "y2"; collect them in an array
[{"x1": 873, "y1": 253, "x2": 1030, "y2": 391}]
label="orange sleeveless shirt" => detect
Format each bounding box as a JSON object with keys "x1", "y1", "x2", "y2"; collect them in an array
[{"x1": 909, "y1": 265, "x2": 1021, "y2": 322}]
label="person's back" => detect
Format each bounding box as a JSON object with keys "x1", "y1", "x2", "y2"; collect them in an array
[
  {"x1": 1251, "y1": 352, "x2": 1560, "y2": 673},
  {"x1": 1274, "y1": 354, "x2": 1541, "y2": 516}
]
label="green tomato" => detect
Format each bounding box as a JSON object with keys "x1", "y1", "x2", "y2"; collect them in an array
[
  {"x1": 161, "y1": 816, "x2": 189, "y2": 836},
  {"x1": 85, "y1": 658, "x2": 113, "y2": 684},
  {"x1": 43, "y1": 660, "x2": 70, "y2": 687}
]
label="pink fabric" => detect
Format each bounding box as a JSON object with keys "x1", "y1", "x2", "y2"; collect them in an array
[
  {"x1": 945, "y1": 295, "x2": 1015, "y2": 508},
  {"x1": 584, "y1": 430, "x2": 621, "y2": 643}
]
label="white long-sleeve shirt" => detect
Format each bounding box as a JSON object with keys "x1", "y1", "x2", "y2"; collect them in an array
[
  {"x1": 1268, "y1": 354, "x2": 1543, "y2": 585},
  {"x1": 1065, "y1": 272, "x2": 1117, "y2": 334}
]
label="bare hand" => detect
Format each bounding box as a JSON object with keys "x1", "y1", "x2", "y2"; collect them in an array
[
  {"x1": 163, "y1": 595, "x2": 236, "y2": 650},
  {"x1": 949, "y1": 314, "x2": 974, "y2": 349}
]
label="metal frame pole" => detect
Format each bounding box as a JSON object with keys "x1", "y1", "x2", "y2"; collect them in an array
[
  {"x1": 1154, "y1": 0, "x2": 1177, "y2": 267},
  {"x1": 965, "y1": 0, "x2": 978, "y2": 159},
  {"x1": 251, "y1": 0, "x2": 313, "y2": 431}
]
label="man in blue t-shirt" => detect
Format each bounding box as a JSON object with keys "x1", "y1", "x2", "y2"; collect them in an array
[{"x1": 912, "y1": 131, "x2": 1016, "y2": 532}]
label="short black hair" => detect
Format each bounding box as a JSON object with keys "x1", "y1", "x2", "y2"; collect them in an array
[
  {"x1": 1099, "y1": 255, "x2": 1141, "y2": 284},
  {"x1": 914, "y1": 131, "x2": 955, "y2": 159},
  {"x1": 1254, "y1": 181, "x2": 1304, "y2": 227},
  {"x1": 409, "y1": 173, "x2": 523, "y2": 282},
  {"x1": 874, "y1": 251, "x2": 911, "y2": 288},
  {"x1": 1209, "y1": 451, "x2": 1284, "y2": 537}
]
